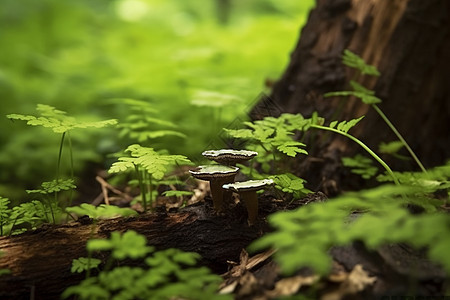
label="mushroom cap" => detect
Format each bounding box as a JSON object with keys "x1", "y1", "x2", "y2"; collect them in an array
[
  {"x1": 189, "y1": 165, "x2": 239, "y2": 181},
  {"x1": 202, "y1": 149, "x2": 258, "y2": 165},
  {"x1": 222, "y1": 179, "x2": 274, "y2": 193}
]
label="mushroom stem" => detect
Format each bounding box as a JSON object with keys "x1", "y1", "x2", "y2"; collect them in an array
[
  {"x1": 210, "y1": 179, "x2": 226, "y2": 212},
  {"x1": 241, "y1": 191, "x2": 258, "y2": 225}
]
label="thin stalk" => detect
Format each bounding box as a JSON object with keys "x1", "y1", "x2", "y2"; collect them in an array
[
  {"x1": 135, "y1": 165, "x2": 147, "y2": 211},
  {"x1": 55, "y1": 132, "x2": 66, "y2": 206},
  {"x1": 45, "y1": 197, "x2": 56, "y2": 224},
  {"x1": 86, "y1": 250, "x2": 93, "y2": 279},
  {"x1": 148, "y1": 175, "x2": 153, "y2": 211},
  {"x1": 56, "y1": 132, "x2": 66, "y2": 181},
  {"x1": 372, "y1": 104, "x2": 427, "y2": 173},
  {"x1": 310, "y1": 124, "x2": 400, "y2": 185},
  {"x1": 67, "y1": 133, "x2": 75, "y2": 205}
]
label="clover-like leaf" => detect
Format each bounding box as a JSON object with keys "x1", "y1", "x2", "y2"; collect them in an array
[{"x1": 71, "y1": 257, "x2": 102, "y2": 273}]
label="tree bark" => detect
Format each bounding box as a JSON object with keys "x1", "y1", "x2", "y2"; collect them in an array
[
  {"x1": 0, "y1": 195, "x2": 315, "y2": 300},
  {"x1": 253, "y1": 0, "x2": 450, "y2": 194}
]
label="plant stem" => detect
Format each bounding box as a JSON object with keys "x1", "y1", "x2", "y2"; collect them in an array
[
  {"x1": 310, "y1": 124, "x2": 400, "y2": 185},
  {"x1": 135, "y1": 165, "x2": 147, "y2": 212},
  {"x1": 57, "y1": 132, "x2": 66, "y2": 181},
  {"x1": 67, "y1": 133, "x2": 75, "y2": 205},
  {"x1": 372, "y1": 104, "x2": 427, "y2": 173}
]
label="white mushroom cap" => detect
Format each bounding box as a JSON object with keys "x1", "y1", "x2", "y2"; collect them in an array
[
  {"x1": 222, "y1": 179, "x2": 274, "y2": 192},
  {"x1": 189, "y1": 165, "x2": 239, "y2": 181},
  {"x1": 202, "y1": 149, "x2": 258, "y2": 165}
]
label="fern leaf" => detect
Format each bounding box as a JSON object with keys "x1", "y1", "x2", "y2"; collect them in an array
[
  {"x1": 349, "y1": 80, "x2": 375, "y2": 95},
  {"x1": 71, "y1": 257, "x2": 102, "y2": 273},
  {"x1": 108, "y1": 158, "x2": 135, "y2": 173},
  {"x1": 342, "y1": 49, "x2": 380, "y2": 76},
  {"x1": 334, "y1": 116, "x2": 364, "y2": 133},
  {"x1": 26, "y1": 179, "x2": 76, "y2": 195},
  {"x1": 276, "y1": 141, "x2": 308, "y2": 157}
]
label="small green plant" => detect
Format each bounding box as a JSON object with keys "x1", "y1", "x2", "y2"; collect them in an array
[
  {"x1": 7, "y1": 104, "x2": 117, "y2": 206},
  {"x1": 225, "y1": 112, "x2": 399, "y2": 195},
  {"x1": 250, "y1": 176, "x2": 449, "y2": 275},
  {"x1": 325, "y1": 50, "x2": 426, "y2": 173},
  {"x1": 341, "y1": 154, "x2": 378, "y2": 179},
  {"x1": 109, "y1": 144, "x2": 191, "y2": 211},
  {"x1": 71, "y1": 257, "x2": 102, "y2": 274},
  {"x1": 0, "y1": 197, "x2": 10, "y2": 236},
  {"x1": 109, "y1": 98, "x2": 186, "y2": 144},
  {"x1": 26, "y1": 179, "x2": 76, "y2": 224},
  {"x1": 224, "y1": 113, "x2": 310, "y2": 199},
  {"x1": 63, "y1": 230, "x2": 231, "y2": 300}
]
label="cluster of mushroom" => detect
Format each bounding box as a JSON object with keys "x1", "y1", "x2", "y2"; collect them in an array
[{"x1": 189, "y1": 149, "x2": 273, "y2": 225}]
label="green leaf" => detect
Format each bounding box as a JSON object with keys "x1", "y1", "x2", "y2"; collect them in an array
[
  {"x1": 109, "y1": 231, "x2": 153, "y2": 260},
  {"x1": 27, "y1": 179, "x2": 76, "y2": 195},
  {"x1": 342, "y1": 154, "x2": 378, "y2": 179},
  {"x1": 379, "y1": 141, "x2": 404, "y2": 154},
  {"x1": 342, "y1": 49, "x2": 380, "y2": 76},
  {"x1": 71, "y1": 257, "x2": 102, "y2": 273},
  {"x1": 324, "y1": 90, "x2": 382, "y2": 104},
  {"x1": 62, "y1": 277, "x2": 109, "y2": 299},
  {"x1": 276, "y1": 141, "x2": 308, "y2": 157},
  {"x1": 7, "y1": 104, "x2": 117, "y2": 133}
]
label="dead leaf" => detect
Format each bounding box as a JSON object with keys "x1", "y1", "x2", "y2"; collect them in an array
[
  {"x1": 322, "y1": 264, "x2": 377, "y2": 300},
  {"x1": 266, "y1": 275, "x2": 319, "y2": 298}
]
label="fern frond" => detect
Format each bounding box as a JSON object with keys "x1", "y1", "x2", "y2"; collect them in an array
[
  {"x1": 328, "y1": 116, "x2": 364, "y2": 133},
  {"x1": 7, "y1": 104, "x2": 117, "y2": 133},
  {"x1": 342, "y1": 49, "x2": 380, "y2": 76},
  {"x1": 276, "y1": 141, "x2": 308, "y2": 157},
  {"x1": 26, "y1": 179, "x2": 76, "y2": 195}
]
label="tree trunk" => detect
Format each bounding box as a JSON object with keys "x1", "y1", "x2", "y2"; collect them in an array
[{"x1": 253, "y1": 0, "x2": 450, "y2": 194}]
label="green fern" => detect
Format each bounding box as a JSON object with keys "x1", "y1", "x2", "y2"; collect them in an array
[
  {"x1": 109, "y1": 144, "x2": 191, "y2": 211},
  {"x1": 7, "y1": 104, "x2": 117, "y2": 134},
  {"x1": 109, "y1": 98, "x2": 186, "y2": 143},
  {"x1": 276, "y1": 141, "x2": 308, "y2": 157},
  {"x1": 87, "y1": 231, "x2": 153, "y2": 260},
  {"x1": 270, "y1": 173, "x2": 311, "y2": 199},
  {"x1": 250, "y1": 183, "x2": 449, "y2": 275},
  {"x1": 0, "y1": 197, "x2": 11, "y2": 236},
  {"x1": 7, "y1": 104, "x2": 118, "y2": 215},
  {"x1": 342, "y1": 154, "x2": 379, "y2": 179},
  {"x1": 26, "y1": 179, "x2": 76, "y2": 195},
  {"x1": 63, "y1": 230, "x2": 231, "y2": 300},
  {"x1": 341, "y1": 49, "x2": 380, "y2": 76},
  {"x1": 66, "y1": 203, "x2": 137, "y2": 220},
  {"x1": 328, "y1": 116, "x2": 364, "y2": 133},
  {"x1": 327, "y1": 50, "x2": 426, "y2": 173},
  {"x1": 71, "y1": 257, "x2": 102, "y2": 273}
]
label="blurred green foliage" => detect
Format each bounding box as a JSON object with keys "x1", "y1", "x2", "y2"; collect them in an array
[{"x1": 0, "y1": 0, "x2": 315, "y2": 200}]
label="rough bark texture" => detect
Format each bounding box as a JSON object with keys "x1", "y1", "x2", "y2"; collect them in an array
[
  {"x1": 0, "y1": 203, "x2": 256, "y2": 299},
  {"x1": 254, "y1": 0, "x2": 450, "y2": 193},
  {"x1": 0, "y1": 194, "x2": 314, "y2": 300}
]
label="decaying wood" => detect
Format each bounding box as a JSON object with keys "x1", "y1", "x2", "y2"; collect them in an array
[{"x1": 0, "y1": 195, "x2": 304, "y2": 300}]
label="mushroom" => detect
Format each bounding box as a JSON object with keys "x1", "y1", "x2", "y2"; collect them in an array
[
  {"x1": 189, "y1": 165, "x2": 239, "y2": 212},
  {"x1": 222, "y1": 179, "x2": 273, "y2": 225},
  {"x1": 202, "y1": 149, "x2": 258, "y2": 166}
]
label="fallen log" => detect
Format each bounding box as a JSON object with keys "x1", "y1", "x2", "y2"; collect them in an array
[{"x1": 0, "y1": 194, "x2": 300, "y2": 300}]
